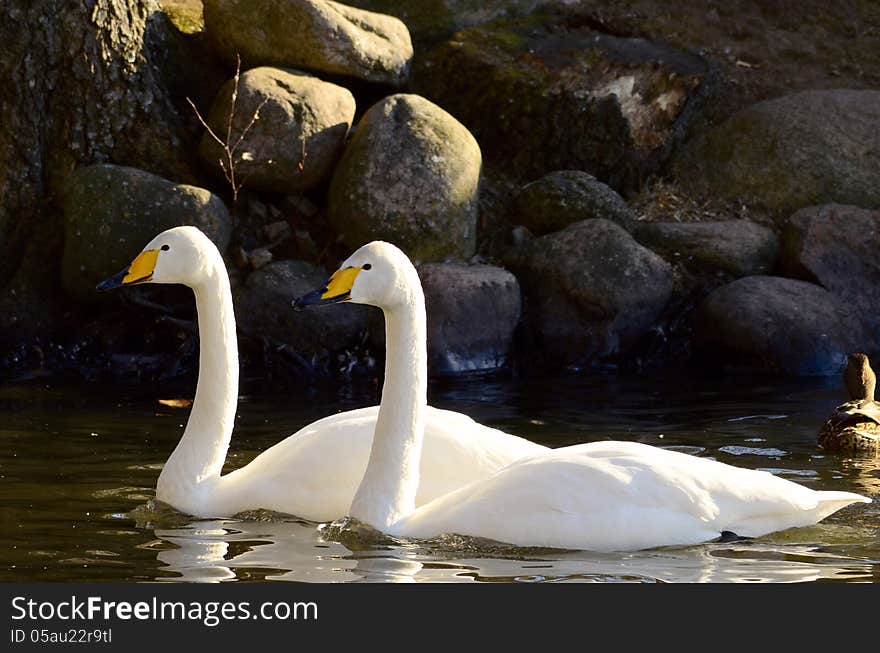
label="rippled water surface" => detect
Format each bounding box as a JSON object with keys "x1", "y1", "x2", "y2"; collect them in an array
[{"x1": 1, "y1": 371, "x2": 878, "y2": 583}]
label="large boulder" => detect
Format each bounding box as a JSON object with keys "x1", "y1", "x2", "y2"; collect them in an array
[
  {"x1": 674, "y1": 90, "x2": 880, "y2": 216},
  {"x1": 781, "y1": 204, "x2": 880, "y2": 348},
  {"x1": 411, "y1": 14, "x2": 713, "y2": 190},
  {"x1": 234, "y1": 259, "x2": 370, "y2": 357},
  {"x1": 513, "y1": 170, "x2": 635, "y2": 235},
  {"x1": 419, "y1": 262, "x2": 521, "y2": 375},
  {"x1": 198, "y1": 66, "x2": 355, "y2": 194},
  {"x1": 62, "y1": 164, "x2": 232, "y2": 302},
  {"x1": 328, "y1": 94, "x2": 481, "y2": 261},
  {"x1": 345, "y1": 0, "x2": 545, "y2": 44},
  {"x1": 635, "y1": 220, "x2": 779, "y2": 277},
  {"x1": 694, "y1": 276, "x2": 868, "y2": 376},
  {"x1": 202, "y1": 0, "x2": 413, "y2": 86},
  {"x1": 504, "y1": 219, "x2": 673, "y2": 367}
]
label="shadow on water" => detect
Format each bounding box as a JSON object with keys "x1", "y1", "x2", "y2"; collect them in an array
[{"x1": 1, "y1": 369, "x2": 878, "y2": 583}]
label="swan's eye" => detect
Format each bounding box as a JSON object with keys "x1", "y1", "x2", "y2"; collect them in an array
[
  {"x1": 362, "y1": 263, "x2": 372, "y2": 270},
  {"x1": 161, "y1": 244, "x2": 170, "y2": 251}
]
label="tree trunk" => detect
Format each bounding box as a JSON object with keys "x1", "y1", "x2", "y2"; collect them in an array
[{"x1": 0, "y1": 0, "x2": 195, "y2": 350}]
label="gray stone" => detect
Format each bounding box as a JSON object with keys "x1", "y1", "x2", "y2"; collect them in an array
[
  {"x1": 635, "y1": 220, "x2": 779, "y2": 277},
  {"x1": 328, "y1": 94, "x2": 481, "y2": 261},
  {"x1": 514, "y1": 170, "x2": 635, "y2": 235},
  {"x1": 411, "y1": 15, "x2": 713, "y2": 190},
  {"x1": 674, "y1": 90, "x2": 880, "y2": 216},
  {"x1": 419, "y1": 262, "x2": 521, "y2": 374},
  {"x1": 504, "y1": 219, "x2": 673, "y2": 367},
  {"x1": 203, "y1": 0, "x2": 413, "y2": 86},
  {"x1": 694, "y1": 275, "x2": 868, "y2": 376},
  {"x1": 781, "y1": 204, "x2": 880, "y2": 348},
  {"x1": 62, "y1": 164, "x2": 232, "y2": 302},
  {"x1": 234, "y1": 259, "x2": 369, "y2": 355},
  {"x1": 345, "y1": 0, "x2": 547, "y2": 44},
  {"x1": 199, "y1": 67, "x2": 355, "y2": 194}
]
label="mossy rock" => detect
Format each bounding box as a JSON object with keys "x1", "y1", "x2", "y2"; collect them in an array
[
  {"x1": 345, "y1": 0, "x2": 545, "y2": 45},
  {"x1": 514, "y1": 170, "x2": 635, "y2": 235},
  {"x1": 328, "y1": 94, "x2": 481, "y2": 261},
  {"x1": 62, "y1": 164, "x2": 231, "y2": 302},
  {"x1": 203, "y1": 0, "x2": 413, "y2": 86},
  {"x1": 411, "y1": 13, "x2": 713, "y2": 191},
  {"x1": 674, "y1": 90, "x2": 880, "y2": 217},
  {"x1": 199, "y1": 67, "x2": 355, "y2": 194}
]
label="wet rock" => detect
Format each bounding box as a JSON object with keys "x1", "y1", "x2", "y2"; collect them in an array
[
  {"x1": 514, "y1": 170, "x2": 635, "y2": 235},
  {"x1": 198, "y1": 66, "x2": 355, "y2": 194},
  {"x1": 203, "y1": 0, "x2": 413, "y2": 86},
  {"x1": 328, "y1": 94, "x2": 481, "y2": 261},
  {"x1": 504, "y1": 219, "x2": 673, "y2": 367},
  {"x1": 694, "y1": 276, "x2": 867, "y2": 376},
  {"x1": 418, "y1": 262, "x2": 521, "y2": 375},
  {"x1": 635, "y1": 220, "x2": 779, "y2": 277},
  {"x1": 234, "y1": 260, "x2": 369, "y2": 355},
  {"x1": 62, "y1": 164, "x2": 232, "y2": 302},
  {"x1": 674, "y1": 90, "x2": 880, "y2": 216},
  {"x1": 411, "y1": 14, "x2": 713, "y2": 190},
  {"x1": 781, "y1": 204, "x2": 880, "y2": 348}
]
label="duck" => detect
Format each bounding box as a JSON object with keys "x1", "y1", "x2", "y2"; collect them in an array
[
  {"x1": 293, "y1": 241, "x2": 871, "y2": 552},
  {"x1": 817, "y1": 353, "x2": 880, "y2": 453},
  {"x1": 96, "y1": 226, "x2": 546, "y2": 520}
]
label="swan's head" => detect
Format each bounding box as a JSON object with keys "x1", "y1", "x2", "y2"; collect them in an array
[
  {"x1": 293, "y1": 241, "x2": 419, "y2": 310},
  {"x1": 96, "y1": 226, "x2": 219, "y2": 290}
]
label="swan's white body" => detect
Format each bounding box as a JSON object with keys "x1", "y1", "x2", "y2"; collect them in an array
[
  {"x1": 101, "y1": 227, "x2": 545, "y2": 521},
  {"x1": 178, "y1": 405, "x2": 541, "y2": 521},
  {"x1": 391, "y1": 441, "x2": 867, "y2": 551},
  {"x1": 320, "y1": 241, "x2": 871, "y2": 552}
]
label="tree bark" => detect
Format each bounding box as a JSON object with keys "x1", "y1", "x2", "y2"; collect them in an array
[{"x1": 0, "y1": 0, "x2": 193, "y2": 346}]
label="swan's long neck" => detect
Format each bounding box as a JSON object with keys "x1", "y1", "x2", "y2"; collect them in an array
[
  {"x1": 350, "y1": 278, "x2": 427, "y2": 531},
  {"x1": 156, "y1": 259, "x2": 239, "y2": 500}
]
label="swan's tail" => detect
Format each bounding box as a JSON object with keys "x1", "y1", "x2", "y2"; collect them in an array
[
  {"x1": 811, "y1": 491, "x2": 871, "y2": 522},
  {"x1": 728, "y1": 491, "x2": 870, "y2": 538}
]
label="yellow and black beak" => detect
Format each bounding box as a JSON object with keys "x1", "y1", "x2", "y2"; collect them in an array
[
  {"x1": 292, "y1": 266, "x2": 363, "y2": 309},
  {"x1": 95, "y1": 249, "x2": 160, "y2": 291}
]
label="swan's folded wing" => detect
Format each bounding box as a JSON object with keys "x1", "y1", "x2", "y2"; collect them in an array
[{"x1": 393, "y1": 441, "x2": 869, "y2": 552}]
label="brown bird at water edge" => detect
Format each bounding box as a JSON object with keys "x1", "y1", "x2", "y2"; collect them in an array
[{"x1": 818, "y1": 353, "x2": 880, "y2": 453}]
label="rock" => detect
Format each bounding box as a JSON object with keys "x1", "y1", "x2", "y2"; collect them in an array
[
  {"x1": 234, "y1": 260, "x2": 369, "y2": 356},
  {"x1": 345, "y1": 0, "x2": 545, "y2": 44},
  {"x1": 513, "y1": 170, "x2": 635, "y2": 235},
  {"x1": 411, "y1": 14, "x2": 713, "y2": 190},
  {"x1": 418, "y1": 262, "x2": 521, "y2": 374},
  {"x1": 635, "y1": 220, "x2": 779, "y2": 277},
  {"x1": 674, "y1": 90, "x2": 880, "y2": 216},
  {"x1": 328, "y1": 94, "x2": 481, "y2": 261},
  {"x1": 694, "y1": 276, "x2": 867, "y2": 376},
  {"x1": 781, "y1": 204, "x2": 880, "y2": 348},
  {"x1": 504, "y1": 219, "x2": 673, "y2": 367},
  {"x1": 62, "y1": 164, "x2": 232, "y2": 302},
  {"x1": 202, "y1": 0, "x2": 413, "y2": 86},
  {"x1": 198, "y1": 66, "x2": 355, "y2": 194}
]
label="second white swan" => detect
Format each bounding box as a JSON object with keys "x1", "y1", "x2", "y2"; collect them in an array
[{"x1": 294, "y1": 241, "x2": 871, "y2": 552}]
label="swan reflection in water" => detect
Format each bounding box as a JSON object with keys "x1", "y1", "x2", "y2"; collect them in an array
[{"x1": 143, "y1": 512, "x2": 878, "y2": 584}]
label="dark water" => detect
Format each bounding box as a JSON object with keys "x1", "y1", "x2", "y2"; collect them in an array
[{"x1": 1, "y1": 370, "x2": 878, "y2": 583}]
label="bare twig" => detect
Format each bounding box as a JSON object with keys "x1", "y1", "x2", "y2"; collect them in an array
[
  {"x1": 187, "y1": 54, "x2": 266, "y2": 211},
  {"x1": 298, "y1": 138, "x2": 307, "y2": 174}
]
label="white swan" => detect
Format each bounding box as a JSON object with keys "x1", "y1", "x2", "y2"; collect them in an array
[
  {"x1": 96, "y1": 226, "x2": 545, "y2": 520},
  {"x1": 294, "y1": 241, "x2": 871, "y2": 552}
]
